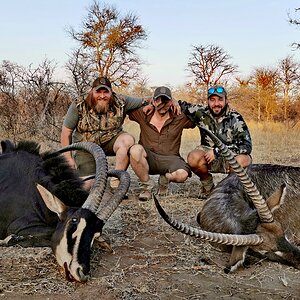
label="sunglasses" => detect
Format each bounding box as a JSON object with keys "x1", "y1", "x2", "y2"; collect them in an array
[{"x1": 208, "y1": 87, "x2": 225, "y2": 94}]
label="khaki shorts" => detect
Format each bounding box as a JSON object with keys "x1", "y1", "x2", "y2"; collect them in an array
[
  {"x1": 196, "y1": 145, "x2": 231, "y2": 174},
  {"x1": 145, "y1": 149, "x2": 192, "y2": 176},
  {"x1": 74, "y1": 131, "x2": 125, "y2": 177}
]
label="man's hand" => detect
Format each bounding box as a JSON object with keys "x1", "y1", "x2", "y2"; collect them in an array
[
  {"x1": 204, "y1": 149, "x2": 215, "y2": 164},
  {"x1": 170, "y1": 100, "x2": 181, "y2": 115},
  {"x1": 142, "y1": 103, "x2": 154, "y2": 115}
]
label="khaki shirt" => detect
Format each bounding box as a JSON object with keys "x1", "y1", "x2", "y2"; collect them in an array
[{"x1": 129, "y1": 108, "x2": 195, "y2": 156}]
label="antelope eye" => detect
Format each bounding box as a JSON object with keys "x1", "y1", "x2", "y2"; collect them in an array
[{"x1": 71, "y1": 217, "x2": 78, "y2": 224}]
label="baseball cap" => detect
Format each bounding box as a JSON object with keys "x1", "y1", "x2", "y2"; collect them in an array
[
  {"x1": 207, "y1": 86, "x2": 227, "y2": 99},
  {"x1": 92, "y1": 77, "x2": 112, "y2": 92},
  {"x1": 153, "y1": 86, "x2": 172, "y2": 101}
]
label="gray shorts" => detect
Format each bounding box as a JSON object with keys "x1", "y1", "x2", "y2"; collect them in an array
[
  {"x1": 74, "y1": 131, "x2": 125, "y2": 176},
  {"x1": 145, "y1": 149, "x2": 191, "y2": 176}
]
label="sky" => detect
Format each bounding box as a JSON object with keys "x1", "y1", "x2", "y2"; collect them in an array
[{"x1": 1, "y1": 0, "x2": 300, "y2": 87}]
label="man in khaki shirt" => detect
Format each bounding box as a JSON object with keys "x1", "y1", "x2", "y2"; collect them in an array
[{"x1": 128, "y1": 86, "x2": 195, "y2": 201}]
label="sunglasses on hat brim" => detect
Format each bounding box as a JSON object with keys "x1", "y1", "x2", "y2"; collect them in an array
[{"x1": 208, "y1": 87, "x2": 225, "y2": 95}]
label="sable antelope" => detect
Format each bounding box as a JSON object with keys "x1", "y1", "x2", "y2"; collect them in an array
[
  {"x1": 154, "y1": 127, "x2": 300, "y2": 272},
  {"x1": 0, "y1": 140, "x2": 130, "y2": 282}
]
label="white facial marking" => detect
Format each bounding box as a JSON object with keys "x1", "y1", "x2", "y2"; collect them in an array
[
  {"x1": 274, "y1": 251, "x2": 284, "y2": 257},
  {"x1": 91, "y1": 232, "x2": 101, "y2": 247},
  {"x1": 55, "y1": 218, "x2": 88, "y2": 282},
  {"x1": 55, "y1": 231, "x2": 72, "y2": 268}
]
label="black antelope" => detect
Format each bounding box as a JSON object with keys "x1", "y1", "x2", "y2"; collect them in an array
[
  {"x1": 0, "y1": 140, "x2": 130, "y2": 282},
  {"x1": 154, "y1": 127, "x2": 300, "y2": 272}
]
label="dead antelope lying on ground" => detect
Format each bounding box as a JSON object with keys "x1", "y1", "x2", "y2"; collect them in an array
[
  {"x1": 0, "y1": 140, "x2": 130, "y2": 282},
  {"x1": 154, "y1": 128, "x2": 300, "y2": 273}
]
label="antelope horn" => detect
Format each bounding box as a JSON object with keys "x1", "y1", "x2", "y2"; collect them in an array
[
  {"x1": 200, "y1": 126, "x2": 273, "y2": 223},
  {"x1": 50, "y1": 142, "x2": 108, "y2": 213},
  {"x1": 96, "y1": 169, "x2": 130, "y2": 222},
  {"x1": 154, "y1": 194, "x2": 263, "y2": 246}
]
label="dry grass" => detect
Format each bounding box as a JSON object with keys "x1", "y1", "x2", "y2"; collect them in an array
[
  {"x1": 125, "y1": 120, "x2": 300, "y2": 166},
  {"x1": 248, "y1": 121, "x2": 300, "y2": 166}
]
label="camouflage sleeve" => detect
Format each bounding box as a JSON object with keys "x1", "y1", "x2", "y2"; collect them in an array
[
  {"x1": 178, "y1": 100, "x2": 204, "y2": 123},
  {"x1": 227, "y1": 113, "x2": 252, "y2": 155}
]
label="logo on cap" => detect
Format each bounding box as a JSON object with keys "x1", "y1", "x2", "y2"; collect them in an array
[{"x1": 92, "y1": 76, "x2": 112, "y2": 92}]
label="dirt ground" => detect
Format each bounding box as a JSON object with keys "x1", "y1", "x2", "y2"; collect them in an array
[
  {"x1": 1, "y1": 125, "x2": 300, "y2": 300},
  {"x1": 1, "y1": 169, "x2": 300, "y2": 300}
]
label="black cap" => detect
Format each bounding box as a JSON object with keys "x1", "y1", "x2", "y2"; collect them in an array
[
  {"x1": 92, "y1": 77, "x2": 112, "y2": 92},
  {"x1": 153, "y1": 86, "x2": 172, "y2": 101}
]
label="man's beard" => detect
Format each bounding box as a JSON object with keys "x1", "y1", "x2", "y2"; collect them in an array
[
  {"x1": 94, "y1": 101, "x2": 109, "y2": 114},
  {"x1": 209, "y1": 104, "x2": 228, "y2": 117}
]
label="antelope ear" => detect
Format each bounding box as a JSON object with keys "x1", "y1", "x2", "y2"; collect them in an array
[
  {"x1": 36, "y1": 184, "x2": 67, "y2": 219},
  {"x1": 266, "y1": 184, "x2": 286, "y2": 213}
]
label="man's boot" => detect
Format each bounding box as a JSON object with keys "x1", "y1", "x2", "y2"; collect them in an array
[
  {"x1": 138, "y1": 178, "x2": 155, "y2": 201},
  {"x1": 199, "y1": 174, "x2": 214, "y2": 199},
  {"x1": 158, "y1": 174, "x2": 169, "y2": 196}
]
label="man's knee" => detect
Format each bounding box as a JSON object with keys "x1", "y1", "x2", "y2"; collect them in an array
[
  {"x1": 129, "y1": 144, "x2": 146, "y2": 162},
  {"x1": 168, "y1": 169, "x2": 189, "y2": 183},
  {"x1": 114, "y1": 133, "x2": 135, "y2": 152},
  {"x1": 177, "y1": 169, "x2": 189, "y2": 182},
  {"x1": 187, "y1": 150, "x2": 205, "y2": 167},
  {"x1": 236, "y1": 154, "x2": 252, "y2": 168}
]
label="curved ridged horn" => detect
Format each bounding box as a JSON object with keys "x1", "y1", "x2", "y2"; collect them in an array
[
  {"x1": 154, "y1": 194, "x2": 263, "y2": 246},
  {"x1": 200, "y1": 126, "x2": 273, "y2": 223},
  {"x1": 51, "y1": 142, "x2": 108, "y2": 213},
  {"x1": 96, "y1": 169, "x2": 130, "y2": 222}
]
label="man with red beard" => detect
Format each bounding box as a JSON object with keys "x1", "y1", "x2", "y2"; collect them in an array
[
  {"x1": 128, "y1": 86, "x2": 195, "y2": 201},
  {"x1": 61, "y1": 76, "x2": 150, "y2": 190},
  {"x1": 179, "y1": 86, "x2": 252, "y2": 199}
]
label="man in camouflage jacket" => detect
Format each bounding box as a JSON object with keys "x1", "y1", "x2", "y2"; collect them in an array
[{"x1": 178, "y1": 85, "x2": 252, "y2": 198}]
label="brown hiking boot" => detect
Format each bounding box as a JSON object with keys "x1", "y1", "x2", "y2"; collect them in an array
[
  {"x1": 198, "y1": 175, "x2": 214, "y2": 199},
  {"x1": 138, "y1": 178, "x2": 155, "y2": 201},
  {"x1": 158, "y1": 175, "x2": 169, "y2": 196},
  {"x1": 198, "y1": 185, "x2": 214, "y2": 199},
  {"x1": 138, "y1": 189, "x2": 152, "y2": 201}
]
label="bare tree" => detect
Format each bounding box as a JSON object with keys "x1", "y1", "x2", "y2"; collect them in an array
[
  {"x1": 230, "y1": 77, "x2": 257, "y2": 120},
  {"x1": 277, "y1": 55, "x2": 300, "y2": 120},
  {"x1": 253, "y1": 67, "x2": 278, "y2": 121},
  {"x1": 66, "y1": 48, "x2": 94, "y2": 96},
  {"x1": 127, "y1": 77, "x2": 152, "y2": 98},
  {"x1": 187, "y1": 44, "x2": 238, "y2": 91},
  {"x1": 0, "y1": 59, "x2": 71, "y2": 143},
  {"x1": 288, "y1": 8, "x2": 300, "y2": 49},
  {"x1": 0, "y1": 61, "x2": 27, "y2": 140},
  {"x1": 66, "y1": 0, "x2": 147, "y2": 91}
]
